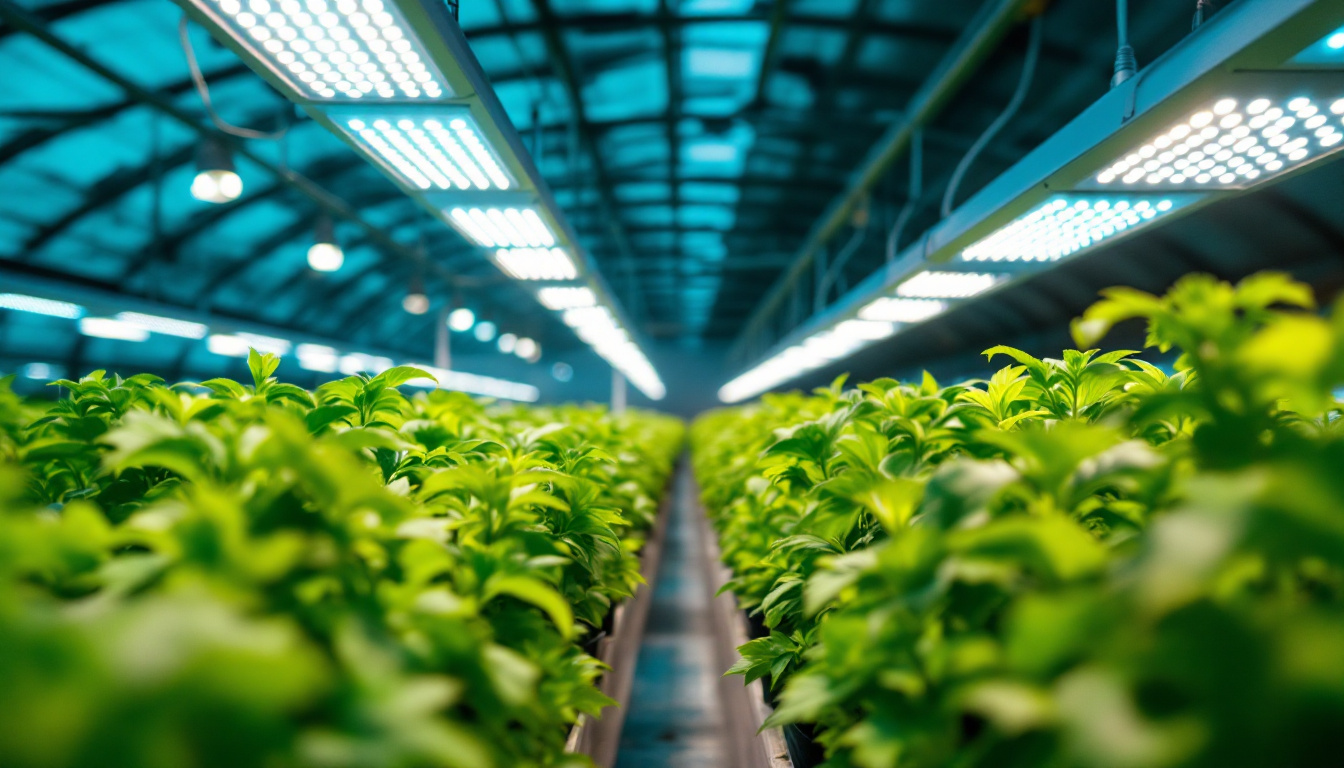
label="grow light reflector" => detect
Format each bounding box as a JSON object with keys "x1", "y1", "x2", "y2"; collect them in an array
[
  {"x1": 337, "y1": 114, "x2": 512, "y2": 191},
  {"x1": 495, "y1": 248, "x2": 577, "y2": 281},
  {"x1": 896, "y1": 271, "x2": 1002, "y2": 299},
  {"x1": 79, "y1": 318, "x2": 149, "y2": 342},
  {"x1": 0, "y1": 293, "x2": 84, "y2": 319},
  {"x1": 1091, "y1": 95, "x2": 1344, "y2": 190},
  {"x1": 449, "y1": 207, "x2": 557, "y2": 249},
  {"x1": 190, "y1": 0, "x2": 449, "y2": 101},
  {"x1": 537, "y1": 286, "x2": 596, "y2": 310},
  {"x1": 115, "y1": 312, "x2": 209, "y2": 339},
  {"x1": 859, "y1": 297, "x2": 947, "y2": 323},
  {"x1": 961, "y1": 196, "x2": 1182, "y2": 264}
]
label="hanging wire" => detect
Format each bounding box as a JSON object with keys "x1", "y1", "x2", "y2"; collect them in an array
[
  {"x1": 941, "y1": 14, "x2": 1044, "y2": 218},
  {"x1": 1111, "y1": 0, "x2": 1137, "y2": 87},
  {"x1": 178, "y1": 15, "x2": 289, "y2": 141},
  {"x1": 886, "y1": 128, "x2": 923, "y2": 263},
  {"x1": 816, "y1": 223, "x2": 868, "y2": 308},
  {"x1": 1192, "y1": 0, "x2": 1216, "y2": 30}
]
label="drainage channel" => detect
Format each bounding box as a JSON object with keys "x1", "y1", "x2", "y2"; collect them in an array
[{"x1": 614, "y1": 465, "x2": 729, "y2": 768}]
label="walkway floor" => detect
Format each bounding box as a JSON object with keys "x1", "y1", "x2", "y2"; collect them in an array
[{"x1": 614, "y1": 467, "x2": 729, "y2": 768}]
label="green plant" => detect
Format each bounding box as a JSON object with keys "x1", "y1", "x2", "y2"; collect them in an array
[
  {"x1": 695, "y1": 272, "x2": 1344, "y2": 768},
  {"x1": 0, "y1": 353, "x2": 682, "y2": 768}
]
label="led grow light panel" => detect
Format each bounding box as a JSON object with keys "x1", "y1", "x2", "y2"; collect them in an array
[
  {"x1": 1289, "y1": 25, "x2": 1344, "y2": 66},
  {"x1": 115, "y1": 312, "x2": 209, "y2": 339},
  {"x1": 537, "y1": 286, "x2": 596, "y2": 310},
  {"x1": 960, "y1": 196, "x2": 1188, "y2": 265},
  {"x1": 0, "y1": 293, "x2": 84, "y2": 318},
  {"x1": 896, "y1": 271, "x2": 1003, "y2": 299},
  {"x1": 191, "y1": 0, "x2": 450, "y2": 101},
  {"x1": 495, "y1": 248, "x2": 577, "y2": 281},
  {"x1": 859, "y1": 297, "x2": 947, "y2": 323},
  {"x1": 1088, "y1": 93, "x2": 1344, "y2": 191},
  {"x1": 448, "y1": 207, "x2": 557, "y2": 249},
  {"x1": 333, "y1": 112, "x2": 513, "y2": 191}
]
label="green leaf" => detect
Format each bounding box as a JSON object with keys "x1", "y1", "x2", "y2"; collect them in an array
[{"x1": 485, "y1": 575, "x2": 575, "y2": 639}]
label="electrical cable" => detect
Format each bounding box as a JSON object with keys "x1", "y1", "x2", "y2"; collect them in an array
[
  {"x1": 1192, "y1": 0, "x2": 1216, "y2": 30},
  {"x1": 1111, "y1": 0, "x2": 1137, "y2": 87},
  {"x1": 941, "y1": 14, "x2": 1043, "y2": 218},
  {"x1": 816, "y1": 224, "x2": 867, "y2": 307},
  {"x1": 178, "y1": 15, "x2": 289, "y2": 141},
  {"x1": 886, "y1": 128, "x2": 923, "y2": 263}
]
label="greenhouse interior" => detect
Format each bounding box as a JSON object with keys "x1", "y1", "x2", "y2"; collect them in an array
[{"x1": 2, "y1": 0, "x2": 1344, "y2": 766}]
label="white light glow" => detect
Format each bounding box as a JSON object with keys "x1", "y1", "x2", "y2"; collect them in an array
[
  {"x1": 859, "y1": 297, "x2": 946, "y2": 323},
  {"x1": 495, "y1": 247, "x2": 578, "y2": 281},
  {"x1": 207, "y1": 334, "x2": 251, "y2": 357},
  {"x1": 308, "y1": 242, "x2": 344, "y2": 272},
  {"x1": 238, "y1": 332, "x2": 292, "y2": 355},
  {"x1": 339, "y1": 352, "x2": 394, "y2": 375},
  {"x1": 195, "y1": 0, "x2": 448, "y2": 100},
  {"x1": 961, "y1": 197, "x2": 1179, "y2": 264},
  {"x1": 896, "y1": 271, "x2": 1002, "y2": 299},
  {"x1": 514, "y1": 337, "x2": 538, "y2": 361},
  {"x1": 497, "y1": 332, "x2": 517, "y2": 354},
  {"x1": 341, "y1": 115, "x2": 511, "y2": 191},
  {"x1": 1095, "y1": 95, "x2": 1342, "y2": 189},
  {"x1": 402, "y1": 292, "x2": 429, "y2": 315},
  {"x1": 448, "y1": 307, "x2": 475, "y2": 331},
  {"x1": 191, "y1": 170, "x2": 242, "y2": 204},
  {"x1": 296, "y1": 343, "x2": 339, "y2": 373},
  {"x1": 79, "y1": 317, "x2": 149, "y2": 342},
  {"x1": 0, "y1": 293, "x2": 84, "y2": 319},
  {"x1": 537, "y1": 286, "x2": 596, "y2": 310},
  {"x1": 115, "y1": 312, "x2": 209, "y2": 339},
  {"x1": 449, "y1": 207, "x2": 557, "y2": 249},
  {"x1": 402, "y1": 365, "x2": 539, "y2": 402},
  {"x1": 474, "y1": 321, "x2": 497, "y2": 342}
]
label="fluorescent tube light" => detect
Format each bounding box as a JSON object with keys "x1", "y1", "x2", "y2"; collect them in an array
[
  {"x1": 0, "y1": 293, "x2": 84, "y2": 319},
  {"x1": 188, "y1": 0, "x2": 449, "y2": 101},
  {"x1": 896, "y1": 271, "x2": 1002, "y2": 299},
  {"x1": 495, "y1": 248, "x2": 577, "y2": 281},
  {"x1": 449, "y1": 207, "x2": 556, "y2": 249},
  {"x1": 115, "y1": 312, "x2": 209, "y2": 339},
  {"x1": 1091, "y1": 94, "x2": 1343, "y2": 190},
  {"x1": 236, "y1": 332, "x2": 292, "y2": 355},
  {"x1": 961, "y1": 196, "x2": 1184, "y2": 264},
  {"x1": 859, "y1": 297, "x2": 947, "y2": 323},
  {"x1": 537, "y1": 286, "x2": 596, "y2": 310},
  {"x1": 208, "y1": 334, "x2": 251, "y2": 357},
  {"x1": 79, "y1": 317, "x2": 150, "y2": 342},
  {"x1": 336, "y1": 113, "x2": 513, "y2": 191},
  {"x1": 833, "y1": 319, "x2": 896, "y2": 341}
]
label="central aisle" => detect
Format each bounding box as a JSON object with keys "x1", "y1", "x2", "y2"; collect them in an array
[{"x1": 614, "y1": 467, "x2": 729, "y2": 767}]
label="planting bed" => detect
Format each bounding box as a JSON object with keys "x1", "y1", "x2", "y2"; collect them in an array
[
  {"x1": 0, "y1": 354, "x2": 681, "y2": 768},
  {"x1": 693, "y1": 273, "x2": 1344, "y2": 768}
]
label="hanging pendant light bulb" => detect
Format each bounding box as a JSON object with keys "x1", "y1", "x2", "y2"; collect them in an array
[
  {"x1": 474, "y1": 320, "x2": 497, "y2": 342},
  {"x1": 190, "y1": 137, "x2": 243, "y2": 204},
  {"x1": 402, "y1": 275, "x2": 429, "y2": 315},
  {"x1": 448, "y1": 307, "x2": 475, "y2": 331},
  {"x1": 307, "y1": 215, "x2": 344, "y2": 272},
  {"x1": 514, "y1": 337, "x2": 540, "y2": 362}
]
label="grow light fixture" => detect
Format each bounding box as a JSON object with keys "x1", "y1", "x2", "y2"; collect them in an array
[
  {"x1": 1089, "y1": 94, "x2": 1344, "y2": 191},
  {"x1": 296, "y1": 343, "x2": 340, "y2": 372},
  {"x1": 449, "y1": 207, "x2": 556, "y2": 249},
  {"x1": 115, "y1": 312, "x2": 209, "y2": 339},
  {"x1": 960, "y1": 196, "x2": 1185, "y2": 264},
  {"x1": 334, "y1": 113, "x2": 512, "y2": 192},
  {"x1": 495, "y1": 248, "x2": 577, "y2": 281},
  {"x1": 207, "y1": 334, "x2": 250, "y2": 357},
  {"x1": 0, "y1": 293, "x2": 84, "y2": 319},
  {"x1": 859, "y1": 297, "x2": 947, "y2": 323},
  {"x1": 79, "y1": 318, "x2": 149, "y2": 342},
  {"x1": 447, "y1": 307, "x2": 475, "y2": 331},
  {"x1": 896, "y1": 271, "x2": 1003, "y2": 299},
  {"x1": 404, "y1": 365, "x2": 540, "y2": 402},
  {"x1": 538, "y1": 286, "x2": 596, "y2": 310},
  {"x1": 188, "y1": 0, "x2": 449, "y2": 101},
  {"x1": 339, "y1": 352, "x2": 393, "y2": 374}
]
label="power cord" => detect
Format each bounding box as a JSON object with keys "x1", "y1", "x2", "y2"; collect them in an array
[
  {"x1": 178, "y1": 15, "x2": 289, "y2": 141},
  {"x1": 941, "y1": 14, "x2": 1044, "y2": 218}
]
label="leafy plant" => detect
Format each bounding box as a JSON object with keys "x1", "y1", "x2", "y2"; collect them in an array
[
  {"x1": 695, "y1": 272, "x2": 1344, "y2": 768},
  {"x1": 0, "y1": 354, "x2": 683, "y2": 768}
]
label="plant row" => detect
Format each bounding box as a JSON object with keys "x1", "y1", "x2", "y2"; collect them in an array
[
  {"x1": 0, "y1": 352, "x2": 682, "y2": 768},
  {"x1": 692, "y1": 272, "x2": 1344, "y2": 768}
]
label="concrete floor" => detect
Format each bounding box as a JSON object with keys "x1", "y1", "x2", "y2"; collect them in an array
[{"x1": 614, "y1": 468, "x2": 729, "y2": 768}]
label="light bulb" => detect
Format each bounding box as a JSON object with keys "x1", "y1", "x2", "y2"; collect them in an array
[
  {"x1": 402, "y1": 292, "x2": 429, "y2": 315},
  {"x1": 497, "y1": 332, "x2": 517, "y2": 354},
  {"x1": 448, "y1": 307, "x2": 475, "y2": 331},
  {"x1": 474, "y1": 321, "x2": 497, "y2": 342},
  {"x1": 307, "y1": 241, "x2": 344, "y2": 271}
]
